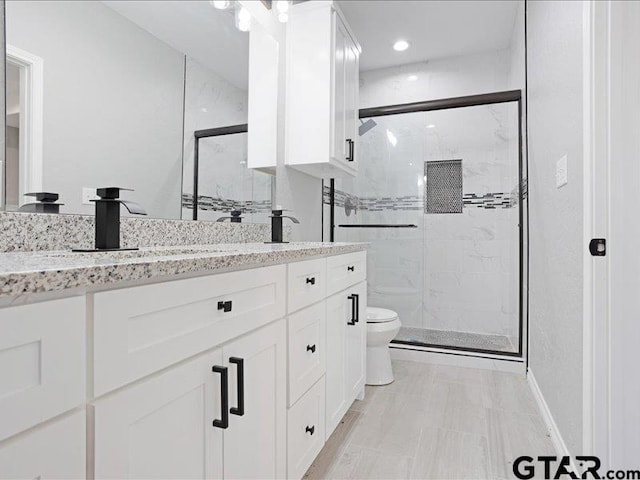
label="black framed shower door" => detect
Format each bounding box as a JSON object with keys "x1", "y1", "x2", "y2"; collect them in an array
[{"x1": 325, "y1": 90, "x2": 527, "y2": 358}]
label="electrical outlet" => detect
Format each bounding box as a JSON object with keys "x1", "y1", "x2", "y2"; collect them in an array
[
  {"x1": 556, "y1": 155, "x2": 568, "y2": 188},
  {"x1": 82, "y1": 187, "x2": 99, "y2": 205}
]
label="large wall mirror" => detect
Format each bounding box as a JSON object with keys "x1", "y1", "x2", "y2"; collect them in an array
[{"x1": 3, "y1": 0, "x2": 276, "y2": 222}]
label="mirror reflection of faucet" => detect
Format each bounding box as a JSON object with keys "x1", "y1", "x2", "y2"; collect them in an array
[
  {"x1": 216, "y1": 210, "x2": 244, "y2": 223},
  {"x1": 73, "y1": 187, "x2": 147, "y2": 252},
  {"x1": 18, "y1": 192, "x2": 64, "y2": 214},
  {"x1": 267, "y1": 208, "x2": 299, "y2": 244}
]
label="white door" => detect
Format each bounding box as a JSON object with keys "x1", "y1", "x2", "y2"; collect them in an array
[
  {"x1": 332, "y1": 13, "x2": 347, "y2": 163},
  {"x1": 325, "y1": 290, "x2": 348, "y2": 437},
  {"x1": 346, "y1": 281, "x2": 366, "y2": 400},
  {"x1": 344, "y1": 34, "x2": 359, "y2": 168},
  {"x1": 606, "y1": 0, "x2": 640, "y2": 468},
  {"x1": 222, "y1": 320, "x2": 287, "y2": 480},
  {"x1": 589, "y1": 0, "x2": 640, "y2": 469},
  {"x1": 93, "y1": 349, "x2": 224, "y2": 479}
]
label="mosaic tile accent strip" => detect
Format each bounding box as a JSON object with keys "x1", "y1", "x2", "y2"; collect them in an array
[
  {"x1": 323, "y1": 186, "x2": 517, "y2": 212},
  {"x1": 0, "y1": 211, "x2": 286, "y2": 252},
  {"x1": 181, "y1": 194, "x2": 271, "y2": 213}
]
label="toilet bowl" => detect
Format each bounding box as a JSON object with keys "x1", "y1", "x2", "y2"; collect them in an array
[{"x1": 366, "y1": 307, "x2": 401, "y2": 386}]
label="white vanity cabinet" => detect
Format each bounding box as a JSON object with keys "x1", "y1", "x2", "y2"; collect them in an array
[
  {"x1": 325, "y1": 280, "x2": 367, "y2": 437},
  {"x1": 285, "y1": 1, "x2": 361, "y2": 179},
  {"x1": 93, "y1": 320, "x2": 287, "y2": 480},
  {"x1": 0, "y1": 248, "x2": 367, "y2": 480}
]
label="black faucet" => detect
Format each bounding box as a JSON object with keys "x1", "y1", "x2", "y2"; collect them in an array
[
  {"x1": 74, "y1": 187, "x2": 147, "y2": 252},
  {"x1": 216, "y1": 210, "x2": 244, "y2": 223},
  {"x1": 268, "y1": 209, "x2": 299, "y2": 243},
  {"x1": 18, "y1": 192, "x2": 64, "y2": 214}
]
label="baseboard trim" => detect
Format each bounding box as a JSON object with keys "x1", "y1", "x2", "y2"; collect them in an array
[{"x1": 527, "y1": 368, "x2": 573, "y2": 460}]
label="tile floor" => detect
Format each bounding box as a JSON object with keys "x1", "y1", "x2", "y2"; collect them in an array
[
  {"x1": 304, "y1": 361, "x2": 555, "y2": 480},
  {"x1": 395, "y1": 327, "x2": 517, "y2": 354}
]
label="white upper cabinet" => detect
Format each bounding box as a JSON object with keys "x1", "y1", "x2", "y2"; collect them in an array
[{"x1": 285, "y1": 1, "x2": 361, "y2": 179}]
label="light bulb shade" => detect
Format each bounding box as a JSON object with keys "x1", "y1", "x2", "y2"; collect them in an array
[
  {"x1": 235, "y1": 5, "x2": 251, "y2": 31},
  {"x1": 211, "y1": 0, "x2": 231, "y2": 9},
  {"x1": 275, "y1": 0, "x2": 290, "y2": 13}
]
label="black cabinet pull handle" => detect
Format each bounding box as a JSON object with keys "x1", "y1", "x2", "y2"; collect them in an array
[
  {"x1": 229, "y1": 357, "x2": 245, "y2": 416},
  {"x1": 305, "y1": 425, "x2": 315, "y2": 436},
  {"x1": 346, "y1": 139, "x2": 354, "y2": 162},
  {"x1": 306, "y1": 344, "x2": 316, "y2": 353},
  {"x1": 212, "y1": 365, "x2": 229, "y2": 429},
  {"x1": 347, "y1": 265, "x2": 355, "y2": 272},
  {"x1": 347, "y1": 294, "x2": 357, "y2": 325},
  {"x1": 306, "y1": 277, "x2": 316, "y2": 285},
  {"x1": 354, "y1": 293, "x2": 360, "y2": 323},
  {"x1": 217, "y1": 300, "x2": 232, "y2": 312}
]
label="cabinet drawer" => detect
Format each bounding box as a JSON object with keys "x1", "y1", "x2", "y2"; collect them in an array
[
  {"x1": 0, "y1": 297, "x2": 85, "y2": 441},
  {"x1": 287, "y1": 377, "x2": 325, "y2": 480},
  {"x1": 287, "y1": 258, "x2": 326, "y2": 313},
  {"x1": 326, "y1": 251, "x2": 366, "y2": 296},
  {"x1": 0, "y1": 409, "x2": 86, "y2": 479},
  {"x1": 288, "y1": 303, "x2": 326, "y2": 406},
  {"x1": 93, "y1": 265, "x2": 286, "y2": 397}
]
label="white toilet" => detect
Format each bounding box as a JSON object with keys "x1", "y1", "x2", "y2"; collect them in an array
[{"x1": 366, "y1": 307, "x2": 402, "y2": 385}]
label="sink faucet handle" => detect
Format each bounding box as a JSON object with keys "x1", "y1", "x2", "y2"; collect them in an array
[{"x1": 96, "y1": 187, "x2": 133, "y2": 199}]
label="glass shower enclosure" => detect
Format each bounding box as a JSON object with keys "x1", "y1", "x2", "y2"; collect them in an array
[{"x1": 326, "y1": 91, "x2": 526, "y2": 356}]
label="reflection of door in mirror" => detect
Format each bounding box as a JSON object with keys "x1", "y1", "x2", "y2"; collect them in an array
[
  {"x1": 4, "y1": 0, "x2": 276, "y2": 220},
  {"x1": 4, "y1": 46, "x2": 44, "y2": 211}
]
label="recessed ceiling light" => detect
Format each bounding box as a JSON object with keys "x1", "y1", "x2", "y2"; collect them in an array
[
  {"x1": 210, "y1": 0, "x2": 230, "y2": 9},
  {"x1": 393, "y1": 40, "x2": 410, "y2": 52},
  {"x1": 426, "y1": 124, "x2": 436, "y2": 129},
  {"x1": 407, "y1": 75, "x2": 418, "y2": 82}
]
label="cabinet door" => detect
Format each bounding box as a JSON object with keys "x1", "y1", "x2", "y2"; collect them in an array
[
  {"x1": 346, "y1": 281, "x2": 367, "y2": 401},
  {"x1": 331, "y1": 12, "x2": 347, "y2": 163},
  {"x1": 344, "y1": 33, "x2": 359, "y2": 169},
  {"x1": 93, "y1": 350, "x2": 224, "y2": 479},
  {"x1": 222, "y1": 320, "x2": 287, "y2": 480},
  {"x1": 0, "y1": 410, "x2": 85, "y2": 479},
  {"x1": 325, "y1": 291, "x2": 348, "y2": 438}
]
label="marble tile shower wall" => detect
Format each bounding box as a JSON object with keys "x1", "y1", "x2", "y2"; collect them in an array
[{"x1": 333, "y1": 145, "x2": 519, "y2": 343}]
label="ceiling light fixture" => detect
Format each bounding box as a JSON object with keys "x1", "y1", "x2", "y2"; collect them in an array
[
  {"x1": 407, "y1": 75, "x2": 418, "y2": 81},
  {"x1": 211, "y1": 0, "x2": 231, "y2": 9},
  {"x1": 386, "y1": 129, "x2": 397, "y2": 147},
  {"x1": 275, "y1": 1, "x2": 290, "y2": 22},
  {"x1": 426, "y1": 124, "x2": 436, "y2": 129},
  {"x1": 235, "y1": 4, "x2": 252, "y2": 32},
  {"x1": 393, "y1": 40, "x2": 410, "y2": 52}
]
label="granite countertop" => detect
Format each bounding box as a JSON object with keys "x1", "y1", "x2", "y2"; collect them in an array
[{"x1": 0, "y1": 242, "x2": 368, "y2": 298}]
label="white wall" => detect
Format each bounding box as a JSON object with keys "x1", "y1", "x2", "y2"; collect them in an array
[
  {"x1": 359, "y1": 50, "x2": 510, "y2": 109},
  {"x1": 527, "y1": 0, "x2": 585, "y2": 457},
  {"x1": 6, "y1": 1, "x2": 186, "y2": 218}
]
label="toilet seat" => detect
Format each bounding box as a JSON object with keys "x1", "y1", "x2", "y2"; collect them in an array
[{"x1": 366, "y1": 307, "x2": 398, "y2": 323}]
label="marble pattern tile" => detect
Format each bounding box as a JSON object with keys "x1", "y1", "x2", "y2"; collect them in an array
[{"x1": 306, "y1": 361, "x2": 554, "y2": 480}]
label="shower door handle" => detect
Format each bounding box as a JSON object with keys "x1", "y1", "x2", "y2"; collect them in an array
[{"x1": 346, "y1": 139, "x2": 354, "y2": 162}]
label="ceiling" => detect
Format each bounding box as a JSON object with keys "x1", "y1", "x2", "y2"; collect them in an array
[
  {"x1": 102, "y1": 1, "x2": 249, "y2": 89},
  {"x1": 337, "y1": 0, "x2": 521, "y2": 71}
]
